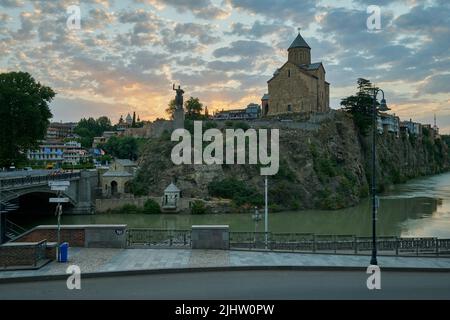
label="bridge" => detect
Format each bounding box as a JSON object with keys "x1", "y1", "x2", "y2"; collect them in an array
[{"x1": 0, "y1": 170, "x2": 98, "y2": 243}]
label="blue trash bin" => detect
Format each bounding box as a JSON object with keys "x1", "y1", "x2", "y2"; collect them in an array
[{"x1": 58, "y1": 242, "x2": 69, "y2": 262}]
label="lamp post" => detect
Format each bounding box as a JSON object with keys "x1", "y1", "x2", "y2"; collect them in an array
[
  {"x1": 370, "y1": 87, "x2": 389, "y2": 266},
  {"x1": 252, "y1": 206, "x2": 261, "y2": 245},
  {"x1": 264, "y1": 176, "x2": 268, "y2": 249}
]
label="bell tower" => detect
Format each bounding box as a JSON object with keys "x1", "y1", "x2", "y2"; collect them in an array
[{"x1": 287, "y1": 29, "x2": 311, "y2": 65}]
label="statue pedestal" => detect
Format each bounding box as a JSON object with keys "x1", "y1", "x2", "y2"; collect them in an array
[{"x1": 173, "y1": 106, "x2": 185, "y2": 130}]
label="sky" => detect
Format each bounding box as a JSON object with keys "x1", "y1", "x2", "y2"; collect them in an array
[{"x1": 0, "y1": 0, "x2": 449, "y2": 133}]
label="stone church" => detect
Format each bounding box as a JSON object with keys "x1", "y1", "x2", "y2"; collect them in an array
[{"x1": 261, "y1": 31, "x2": 330, "y2": 116}]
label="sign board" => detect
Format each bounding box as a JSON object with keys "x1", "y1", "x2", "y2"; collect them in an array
[
  {"x1": 48, "y1": 181, "x2": 70, "y2": 187},
  {"x1": 49, "y1": 197, "x2": 70, "y2": 203}
]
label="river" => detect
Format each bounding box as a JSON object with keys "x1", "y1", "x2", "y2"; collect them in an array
[{"x1": 9, "y1": 171, "x2": 450, "y2": 238}]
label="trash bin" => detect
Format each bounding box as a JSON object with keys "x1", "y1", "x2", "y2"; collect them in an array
[{"x1": 58, "y1": 242, "x2": 69, "y2": 262}]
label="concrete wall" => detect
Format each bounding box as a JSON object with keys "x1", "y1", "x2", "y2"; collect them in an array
[
  {"x1": 191, "y1": 225, "x2": 230, "y2": 250},
  {"x1": 12, "y1": 225, "x2": 127, "y2": 248}
]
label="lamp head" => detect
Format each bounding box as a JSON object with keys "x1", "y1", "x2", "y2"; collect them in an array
[{"x1": 379, "y1": 98, "x2": 389, "y2": 111}]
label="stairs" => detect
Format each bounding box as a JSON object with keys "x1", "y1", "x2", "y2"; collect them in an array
[{"x1": 4, "y1": 219, "x2": 27, "y2": 241}]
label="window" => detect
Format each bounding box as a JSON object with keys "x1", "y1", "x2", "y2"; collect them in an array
[
  {"x1": 287, "y1": 104, "x2": 292, "y2": 112},
  {"x1": 288, "y1": 69, "x2": 291, "y2": 77}
]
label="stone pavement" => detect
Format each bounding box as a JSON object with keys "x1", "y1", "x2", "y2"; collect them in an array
[{"x1": 1, "y1": 248, "x2": 450, "y2": 280}]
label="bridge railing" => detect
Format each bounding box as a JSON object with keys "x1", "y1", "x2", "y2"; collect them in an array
[
  {"x1": 0, "y1": 172, "x2": 81, "y2": 190},
  {"x1": 126, "y1": 228, "x2": 450, "y2": 256}
]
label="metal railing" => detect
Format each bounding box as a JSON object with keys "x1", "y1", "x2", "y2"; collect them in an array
[
  {"x1": 0, "y1": 239, "x2": 48, "y2": 268},
  {"x1": 0, "y1": 172, "x2": 80, "y2": 190},
  {"x1": 126, "y1": 229, "x2": 450, "y2": 256},
  {"x1": 230, "y1": 232, "x2": 450, "y2": 256},
  {"x1": 5, "y1": 219, "x2": 27, "y2": 239},
  {"x1": 127, "y1": 229, "x2": 191, "y2": 248}
]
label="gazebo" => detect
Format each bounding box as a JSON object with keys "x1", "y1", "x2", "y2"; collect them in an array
[{"x1": 162, "y1": 182, "x2": 181, "y2": 210}]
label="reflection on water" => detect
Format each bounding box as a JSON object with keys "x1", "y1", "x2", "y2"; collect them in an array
[{"x1": 9, "y1": 172, "x2": 450, "y2": 238}]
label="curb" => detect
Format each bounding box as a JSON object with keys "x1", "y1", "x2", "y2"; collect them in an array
[{"x1": 1, "y1": 264, "x2": 449, "y2": 284}]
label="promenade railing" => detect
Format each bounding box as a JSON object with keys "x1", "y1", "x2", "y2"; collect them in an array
[{"x1": 126, "y1": 228, "x2": 450, "y2": 256}]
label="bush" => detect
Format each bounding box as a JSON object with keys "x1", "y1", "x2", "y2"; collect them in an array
[
  {"x1": 190, "y1": 200, "x2": 208, "y2": 215},
  {"x1": 233, "y1": 121, "x2": 250, "y2": 130},
  {"x1": 204, "y1": 121, "x2": 218, "y2": 130},
  {"x1": 208, "y1": 178, "x2": 263, "y2": 206},
  {"x1": 143, "y1": 198, "x2": 161, "y2": 214},
  {"x1": 119, "y1": 204, "x2": 141, "y2": 214}
]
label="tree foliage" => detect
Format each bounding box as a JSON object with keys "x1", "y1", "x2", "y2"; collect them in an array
[
  {"x1": 340, "y1": 78, "x2": 378, "y2": 136},
  {"x1": 0, "y1": 72, "x2": 54, "y2": 167},
  {"x1": 74, "y1": 116, "x2": 113, "y2": 148},
  {"x1": 165, "y1": 97, "x2": 208, "y2": 120},
  {"x1": 100, "y1": 136, "x2": 139, "y2": 160},
  {"x1": 143, "y1": 198, "x2": 161, "y2": 214}
]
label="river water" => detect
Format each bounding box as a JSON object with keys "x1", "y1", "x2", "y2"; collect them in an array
[{"x1": 10, "y1": 171, "x2": 450, "y2": 238}]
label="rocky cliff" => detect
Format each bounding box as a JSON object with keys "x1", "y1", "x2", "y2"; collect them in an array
[{"x1": 131, "y1": 111, "x2": 449, "y2": 211}]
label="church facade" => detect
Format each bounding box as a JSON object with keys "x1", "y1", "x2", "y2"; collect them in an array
[{"x1": 262, "y1": 32, "x2": 330, "y2": 117}]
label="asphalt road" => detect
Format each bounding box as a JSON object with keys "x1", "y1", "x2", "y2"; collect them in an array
[{"x1": 0, "y1": 270, "x2": 449, "y2": 300}]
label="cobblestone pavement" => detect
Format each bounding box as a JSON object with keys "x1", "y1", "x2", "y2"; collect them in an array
[{"x1": 1, "y1": 248, "x2": 450, "y2": 279}]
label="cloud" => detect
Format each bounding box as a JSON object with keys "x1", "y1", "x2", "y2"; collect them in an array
[
  {"x1": 174, "y1": 22, "x2": 220, "y2": 45},
  {"x1": 226, "y1": 20, "x2": 293, "y2": 39},
  {"x1": 227, "y1": 0, "x2": 317, "y2": 25},
  {"x1": 142, "y1": 0, "x2": 230, "y2": 19},
  {"x1": 0, "y1": 0, "x2": 23, "y2": 7},
  {"x1": 420, "y1": 74, "x2": 450, "y2": 95},
  {"x1": 213, "y1": 40, "x2": 273, "y2": 58}
]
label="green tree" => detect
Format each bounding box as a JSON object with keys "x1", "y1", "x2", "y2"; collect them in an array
[
  {"x1": 191, "y1": 200, "x2": 208, "y2": 214},
  {"x1": 340, "y1": 78, "x2": 378, "y2": 136},
  {"x1": 101, "y1": 136, "x2": 139, "y2": 160},
  {"x1": 166, "y1": 97, "x2": 207, "y2": 120},
  {"x1": 165, "y1": 99, "x2": 177, "y2": 119},
  {"x1": 0, "y1": 72, "x2": 54, "y2": 167},
  {"x1": 74, "y1": 116, "x2": 113, "y2": 148},
  {"x1": 143, "y1": 198, "x2": 161, "y2": 214},
  {"x1": 185, "y1": 97, "x2": 204, "y2": 120}
]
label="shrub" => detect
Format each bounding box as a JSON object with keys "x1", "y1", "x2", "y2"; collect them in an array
[
  {"x1": 204, "y1": 121, "x2": 218, "y2": 130},
  {"x1": 191, "y1": 200, "x2": 208, "y2": 215},
  {"x1": 208, "y1": 178, "x2": 263, "y2": 206},
  {"x1": 233, "y1": 121, "x2": 250, "y2": 130},
  {"x1": 119, "y1": 204, "x2": 141, "y2": 214},
  {"x1": 143, "y1": 198, "x2": 161, "y2": 214}
]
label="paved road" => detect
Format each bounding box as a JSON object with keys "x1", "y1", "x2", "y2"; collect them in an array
[{"x1": 0, "y1": 270, "x2": 449, "y2": 299}]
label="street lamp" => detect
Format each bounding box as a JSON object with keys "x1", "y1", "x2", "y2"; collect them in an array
[
  {"x1": 252, "y1": 206, "x2": 262, "y2": 245},
  {"x1": 370, "y1": 87, "x2": 389, "y2": 266}
]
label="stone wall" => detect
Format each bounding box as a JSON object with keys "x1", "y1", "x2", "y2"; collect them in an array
[
  {"x1": 14, "y1": 227, "x2": 85, "y2": 246},
  {"x1": 0, "y1": 241, "x2": 55, "y2": 268},
  {"x1": 13, "y1": 225, "x2": 127, "y2": 248},
  {"x1": 95, "y1": 196, "x2": 151, "y2": 212}
]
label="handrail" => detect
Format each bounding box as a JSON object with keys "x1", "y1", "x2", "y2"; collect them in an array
[{"x1": 126, "y1": 228, "x2": 450, "y2": 256}]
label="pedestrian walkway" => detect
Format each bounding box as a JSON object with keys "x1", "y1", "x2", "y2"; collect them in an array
[{"x1": 1, "y1": 248, "x2": 450, "y2": 280}]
